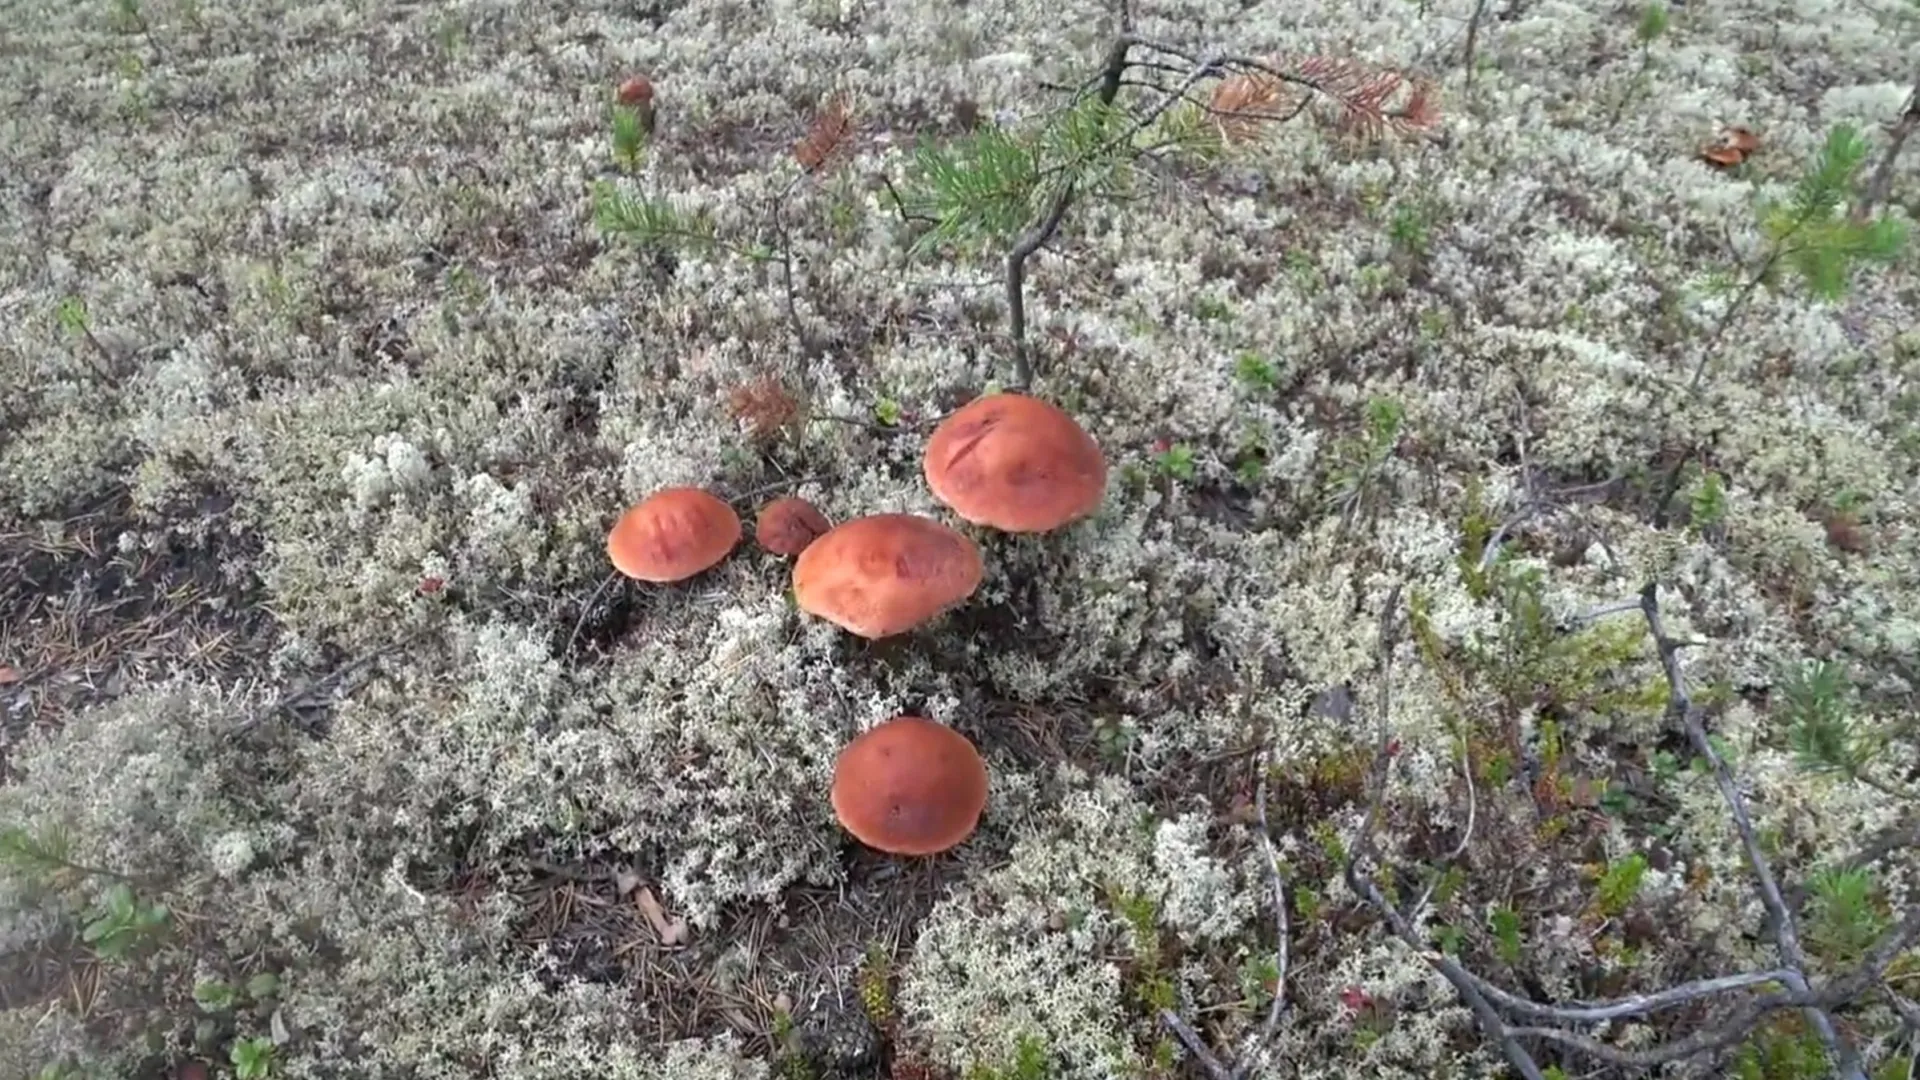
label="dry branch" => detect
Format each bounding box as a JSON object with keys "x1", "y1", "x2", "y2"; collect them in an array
[{"x1": 1332, "y1": 580, "x2": 1920, "y2": 1077}]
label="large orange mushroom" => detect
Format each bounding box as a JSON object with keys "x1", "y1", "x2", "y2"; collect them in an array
[
  {"x1": 923, "y1": 391, "x2": 1107, "y2": 532},
  {"x1": 606, "y1": 486, "x2": 741, "y2": 582},
  {"x1": 830, "y1": 715, "x2": 989, "y2": 856},
  {"x1": 791, "y1": 513, "x2": 982, "y2": 638}
]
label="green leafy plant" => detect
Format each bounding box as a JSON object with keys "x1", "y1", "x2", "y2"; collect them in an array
[
  {"x1": 1489, "y1": 906, "x2": 1524, "y2": 965},
  {"x1": 1234, "y1": 352, "x2": 1281, "y2": 391},
  {"x1": 966, "y1": 1033, "x2": 1054, "y2": 1080},
  {"x1": 1592, "y1": 853, "x2": 1649, "y2": 918},
  {"x1": 194, "y1": 978, "x2": 238, "y2": 1013},
  {"x1": 82, "y1": 881, "x2": 169, "y2": 960},
  {"x1": 230, "y1": 1036, "x2": 275, "y2": 1080},
  {"x1": 1152, "y1": 442, "x2": 1196, "y2": 481}
]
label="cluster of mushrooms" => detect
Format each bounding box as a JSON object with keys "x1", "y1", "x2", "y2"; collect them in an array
[{"x1": 604, "y1": 391, "x2": 1108, "y2": 857}]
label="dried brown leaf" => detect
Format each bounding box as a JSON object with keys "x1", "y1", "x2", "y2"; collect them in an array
[{"x1": 795, "y1": 92, "x2": 854, "y2": 173}]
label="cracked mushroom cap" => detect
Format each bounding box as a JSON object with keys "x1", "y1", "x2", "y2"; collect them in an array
[
  {"x1": 606, "y1": 486, "x2": 742, "y2": 582},
  {"x1": 755, "y1": 496, "x2": 832, "y2": 557},
  {"x1": 830, "y1": 715, "x2": 988, "y2": 856},
  {"x1": 791, "y1": 513, "x2": 983, "y2": 638},
  {"x1": 923, "y1": 391, "x2": 1107, "y2": 532}
]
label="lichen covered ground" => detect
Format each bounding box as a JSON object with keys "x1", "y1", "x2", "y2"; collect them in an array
[{"x1": 3, "y1": 0, "x2": 1919, "y2": 1077}]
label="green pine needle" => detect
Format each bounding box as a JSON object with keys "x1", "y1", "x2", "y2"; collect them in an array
[
  {"x1": 1754, "y1": 122, "x2": 1909, "y2": 301},
  {"x1": 591, "y1": 180, "x2": 717, "y2": 253}
]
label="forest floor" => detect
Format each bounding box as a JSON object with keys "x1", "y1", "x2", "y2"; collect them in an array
[{"x1": 3, "y1": 0, "x2": 1920, "y2": 1078}]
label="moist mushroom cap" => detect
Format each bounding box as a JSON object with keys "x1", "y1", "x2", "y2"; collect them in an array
[
  {"x1": 755, "y1": 496, "x2": 832, "y2": 557},
  {"x1": 606, "y1": 486, "x2": 742, "y2": 582},
  {"x1": 829, "y1": 715, "x2": 988, "y2": 856},
  {"x1": 923, "y1": 392, "x2": 1108, "y2": 532},
  {"x1": 791, "y1": 513, "x2": 983, "y2": 638}
]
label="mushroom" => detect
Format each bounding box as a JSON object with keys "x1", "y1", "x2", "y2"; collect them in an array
[
  {"x1": 830, "y1": 715, "x2": 988, "y2": 856},
  {"x1": 755, "y1": 496, "x2": 832, "y2": 557},
  {"x1": 922, "y1": 391, "x2": 1107, "y2": 532},
  {"x1": 791, "y1": 513, "x2": 983, "y2": 638},
  {"x1": 606, "y1": 486, "x2": 741, "y2": 582}
]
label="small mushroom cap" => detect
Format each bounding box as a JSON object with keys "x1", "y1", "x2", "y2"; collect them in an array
[
  {"x1": 756, "y1": 496, "x2": 832, "y2": 557},
  {"x1": 923, "y1": 392, "x2": 1107, "y2": 532},
  {"x1": 606, "y1": 486, "x2": 742, "y2": 582},
  {"x1": 791, "y1": 513, "x2": 983, "y2": 638},
  {"x1": 830, "y1": 715, "x2": 988, "y2": 856}
]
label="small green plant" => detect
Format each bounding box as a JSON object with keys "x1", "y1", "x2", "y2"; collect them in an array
[
  {"x1": 1759, "y1": 124, "x2": 1909, "y2": 300},
  {"x1": 1234, "y1": 352, "x2": 1280, "y2": 391},
  {"x1": 857, "y1": 942, "x2": 894, "y2": 1030},
  {"x1": 1689, "y1": 468, "x2": 1728, "y2": 533},
  {"x1": 1591, "y1": 853, "x2": 1648, "y2": 918},
  {"x1": 1777, "y1": 658, "x2": 1883, "y2": 782},
  {"x1": 1387, "y1": 200, "x2": 1433, "y2": 257},
  {"x1": 591, "y1": 180, "x2": 724, "y2": 255},
  {"x1": 194, "y1": 977, "x2": 238, "y2": 1013},
  {"x1": 1489, "y1": 906, "x2": 1524, "y2": 965},
  {"x1": 1606, "y1": 3, "x2": 1668, "y2": 124},
  {"x1": 610, "y1": 105, "x2": 649, "y2": 171},
  {"x1": 873, "y1": 397, "x2": 903, "y2": 426},
  {"x1": 965, "y1": 1033, "x2": 1054, "y2": 1080},
  {"x1": 1151, "y1": 442, "x2": 1196, "y2": 481},
  {"x1": 230, "y1": 1036, "x2": 275, "y2": 1080},
  {"x1": 82, "y1": 881, "x2": 170, "y2": 960},
  {"x1": 1323, "y1": 395, "x2": 1405, "y2": 523},
  {"x1": 1804, "y1": 867, "x2": 1887, "y2": 963}
]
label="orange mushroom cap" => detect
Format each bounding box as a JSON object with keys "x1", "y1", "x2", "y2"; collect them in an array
[
  {"x1": 791, "y1": 513, "x2": 983, "y2": 638},
  {"x1": 830, "y1": 715, "x2": 988, "y2": 856},
  {"x1": 923, "y1": 392, "x2": 1107, "y2": 532},
  {"x1": 756, "y1": 496, "x2": 832, "y2": 557},
  {"x1": 606, "y1": 486, "x2": 741, "y2": 582}
]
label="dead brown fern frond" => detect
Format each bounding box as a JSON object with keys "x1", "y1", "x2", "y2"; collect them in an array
[
  {"x1": 794, "y1": 92, "x2": 854, "y2": 174},
  {"x1": 1209, "y1": 53, "x2": 1440, "y2": 143}
]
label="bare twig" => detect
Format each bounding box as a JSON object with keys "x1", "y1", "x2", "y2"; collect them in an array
[
  {"x1": 1636, "y1": 581, "x2": 1863, "y2": 1079},
  {"x1": 1006, "y1": 36, "x2": 1139, "y2": 387},
  {"x1": 1461, "y1": 0, "x2": 1491, "y2": 88},
  {"x1": 1159, "y1": 1008, "x2": 1233, "y2": 1080},
  {"x1": 1852, "y1": 75, "x2": 1920, "y2": 223}
]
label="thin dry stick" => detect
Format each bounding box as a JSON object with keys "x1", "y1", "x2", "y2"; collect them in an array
[
  {"x1": 1852, "y1": 74, "x2": 1920, "y2": 223},
  {"x1": 1006, "y1": 36, "x2": 1138, "y2": 388},
  {"x1": 1462, "y1": 0, "x2": 1492, "y2": 88},
  {"x1": 1636, "y1": 581, "x2": 1862, "y2": 1079}
]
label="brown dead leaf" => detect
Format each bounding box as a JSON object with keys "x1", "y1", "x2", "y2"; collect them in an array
[
  {"x1": 0, "y1": 665, "x2": 19, "y2": 686},
  {"x1": 634, "y1": 886, "x2": 689, "y2": 947},
  {"x1": 794, "y1": 92, "x2": 854, "y2": 173}
]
